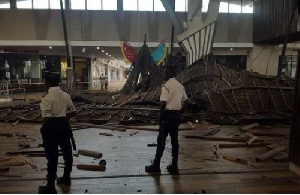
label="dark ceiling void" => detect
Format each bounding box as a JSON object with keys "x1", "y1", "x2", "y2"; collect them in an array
[{"x1": 253, "y1": 0, "x2": 299, "y2": 44}]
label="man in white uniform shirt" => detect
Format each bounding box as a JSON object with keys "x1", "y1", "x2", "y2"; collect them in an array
[
  {"x1": 145, "y1": 66, "x2": 188, "y2": 174},
  {"x1": 38, "y1": 72, "x2": 76, "y2": 194}
]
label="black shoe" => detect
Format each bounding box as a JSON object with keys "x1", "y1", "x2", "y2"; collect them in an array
[
  {"x1": 57, "y1": 177, "x2": 71, "y2": 186},
  {"x1": 38, "y1": 185, "x2": 57, "y2": 194},
  {"x1": 145, "y1": 163, "x2": 161, "y2": 173},
  {"x1": 167, "y1": 164, "x2": 179, "y2": 175}
]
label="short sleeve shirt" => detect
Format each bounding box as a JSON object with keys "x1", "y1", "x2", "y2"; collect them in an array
[
  {"x1": 160, "y1": 78, "x2": 188, "y2": 110},
  {"x1": 40, "y1": 87, "x2": 76, "y2": 118}
]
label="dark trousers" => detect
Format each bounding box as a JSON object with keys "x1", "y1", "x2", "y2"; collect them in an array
[
  {"x1": 41, "y1": 118, "x2": 73, "y2": 185},
  {"x1": 154, "y1": 110, "x2": 181, "y2": 166}
]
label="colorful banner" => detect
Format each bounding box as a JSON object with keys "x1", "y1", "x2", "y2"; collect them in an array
[
  {"x1": 121, "y1": 41, "x2": 138, "y2": 64},
  {"x1": 151, "y1": 42, "x2": 168, "y2": 65}
]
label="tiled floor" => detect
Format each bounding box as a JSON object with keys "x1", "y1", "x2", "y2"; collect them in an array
[{"x1": 0, "y1": 122, "x2": 299, "y2": 193}]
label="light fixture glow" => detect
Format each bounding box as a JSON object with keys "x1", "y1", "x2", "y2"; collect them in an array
[
  {"x1": 49, "y1": 46, "x2": 52, "y2": 49},
  {"x1": 106, "y1": 53, "x2": 108, "y2": 55},
  {"x1": 230, "y1": 48, "x2": 233, "y2": 51},
  {"x1": 102, "y1": 50, "x2": 105, "y2": 53},
  {"x1": 97, "y1": 47, "x2": 100, "y2": 50}
]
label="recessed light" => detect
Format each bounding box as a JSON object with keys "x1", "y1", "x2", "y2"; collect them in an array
[
  {"x1": 49, "y1": 46, "x2": 52, "y2": 49},
  {"x1": 97, "y1": 47, "x2": 100, "y2": 50},
  {"x1": 230, "y1": 48, "x2": 233, "y2": 51},
  {"x1": 102, "y1": 50, "x2": 105, "y2": 53},
  {"x1": 106, "y1": 53, "x2": 108, "y2": 55},
  {"x1": 109, "y1": 55, "x2": 111, "y2": 57}
]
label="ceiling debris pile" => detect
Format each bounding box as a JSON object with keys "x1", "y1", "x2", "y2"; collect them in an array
[{"x1": 0, "y1": 56, "x2": 295, "y2": 125}]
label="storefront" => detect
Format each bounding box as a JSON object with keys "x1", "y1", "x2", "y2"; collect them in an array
[
  {"x1": 90, "y1": 58, "x2": 107, "y2": 89},
  {"x1": 0, "y1": 52, "x2": 63, "y2": 92}
]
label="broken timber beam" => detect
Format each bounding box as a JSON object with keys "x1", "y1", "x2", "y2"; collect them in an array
[
  {"x1": 252, "y1": 132, "x2": 288, "y2": 137},
  {"x1": 78, "y1": 150, "x2": 102, "y2": 159},
  {"x1": 77, "y1": 164, "x2": 106, "y2": 171},
  {"x1": 223, "y1": 155, "x2": 248, "y2": 165},
  {"x1": 256, "y1": 146, "x2": 286, "y2": 162},
  {"x1": 115, "y1": 94, "x2": 139, "y2": 108},
  {"x1": 0, "y1": 161, "x2": 26, "y2": 166},
  {"x1": 219, "y1": 142, "x2": 274, "y2": 148},
  {"x1": 184, "y1": 135, "x2": 262, "y2": 143}
]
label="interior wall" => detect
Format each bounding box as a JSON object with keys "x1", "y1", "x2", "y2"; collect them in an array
[
  {"x1": 246, "y1": 45, "x2": 280, "y2": 76},
  {"x1": 0, "y1": 10, "x2": 252, "y2": 44}
]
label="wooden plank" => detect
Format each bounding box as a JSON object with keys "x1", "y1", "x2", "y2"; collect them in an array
[
  {"x1": 19, "y1": 155, "x2": 38, "y2": 170},
  {"x1": 78, "y1": 150, "x2": 102, "y2": 159},
  {"x1": 240, "y1": 123, "x2": 259, "y2": 131},
  {"x1": 114, "y1": 124, "x2": 193, "y2": 131},
  {"x1": 184, "y1": 135, "x2": 261, "y2": 143},
  {"x1": 6, "y1": 150, "x2": 47, "y2": 155},
  {"x1": 76, "y1": 123, "x2": 126, "y2": 132},
  {"x1": 115, "y1": 94, "x2": 139, "y2": 108},
  {"x1": 223, "y1": 155, "x2": 248, "y2": 165},
  {"x1": 256, "y1": 146, "x2": 286, "y2": 162},
  {"x1": 253, "y1": 132, "x2": 288, "y2": 137},
  {"x1": 205, "y1": 128, "x2": 220, "y2": 136},
  {"x1": 219, "y1": 142, "x2": 274, "y2": 148},
  {"x1": 0, "y1": 161, "x2": 26, "y2": 166},
  {"x1": 247, "y1": 136, "x2": 259, "y2": 145},
  {"x1": 207, "y1": 125, "x2": 221, "y2": 130},
  {"x1": 77, "y1": 164, "x2": 106, "y2": 171},
  {"x1": 0, "y1": 157, "x2": 12, "y2": 163}
]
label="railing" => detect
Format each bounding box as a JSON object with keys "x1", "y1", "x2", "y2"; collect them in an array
[{"x1": 178, "y1": 22, "x2": 217, "y2": 66}]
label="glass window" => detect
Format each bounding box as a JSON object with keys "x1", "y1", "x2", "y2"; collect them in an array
[
  {"x1": 229, "y1": 0, "x2": 241, "y2": 13},
  {"x1": 202, "y1": 0, "x2": 209, "y2": 12},
  {"x1": 154, "y1": 0, "x2": 165, "y2": 11},
  {"x1": 102, "y1": 0, "x2": 117, "y2": 10},
  {"x1": 282, "y1": 55, "x2": 297, "y2": 78},
  {"x1": 0, "y1": 2, "x2": 10, "y2": 9},
  {"x1": 242, "y1": 0, "x2": 253, "y2": 13},
  {"x1": 17, "y1": 0, "x2": 33, "y2": 9},
  {"x1": 87, "y1": 0, "x2": 102, "y2": 10},
  {"x1": 219, "y1": 1, "x2": 228, "y2": 13},
  {"x1": 123, "y1": 0, "x2": 137, "y2": 11},
  {"x1": 175, "y1": 0, "x2": 188, "y2": 12},
  {"x1": 33, "y1": 0, "x2": 49, "y2": 9},
  {"x1": 138, "y1": 0, "x2": 153, "y2": 11},
  {"x1": 50, "y1": 0, "x2": 65, "y2": 9},
  {"x1": 71, "y1": 0, "x2": 86, "y2": 10}
]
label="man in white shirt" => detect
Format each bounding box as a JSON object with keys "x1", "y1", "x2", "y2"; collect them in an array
[
  {"x1": 145, "y1": 66, "x2": 188, "y2": 175},
  {"x1": 38, "y1": 72, "x2": 76, "y2": 194}
]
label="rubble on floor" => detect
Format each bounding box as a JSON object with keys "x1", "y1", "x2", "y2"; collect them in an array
[{"x1": 0, "y1": 56, "x2": 294, "y2": 126}]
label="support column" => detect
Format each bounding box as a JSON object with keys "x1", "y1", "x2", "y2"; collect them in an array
[
  {"x1": 290, "y1": 49, "x2": 300, "y2": 176},
  {"x1": 10, "y1": 0, "x2": 16, "y2": 9},
  {"x1": 117, "y1": 0, "x2": 123, "y2": 11},
  {"x1": 60, "y1": 0, "x2": 74, "y2": 92},
  {"x1": 169, "y1": 0, "x2": 175, "y2": 55}
]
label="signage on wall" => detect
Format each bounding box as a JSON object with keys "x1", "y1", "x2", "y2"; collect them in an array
[{"x1": 0, "y1": 48, "x2": 39, "y2": 54}]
